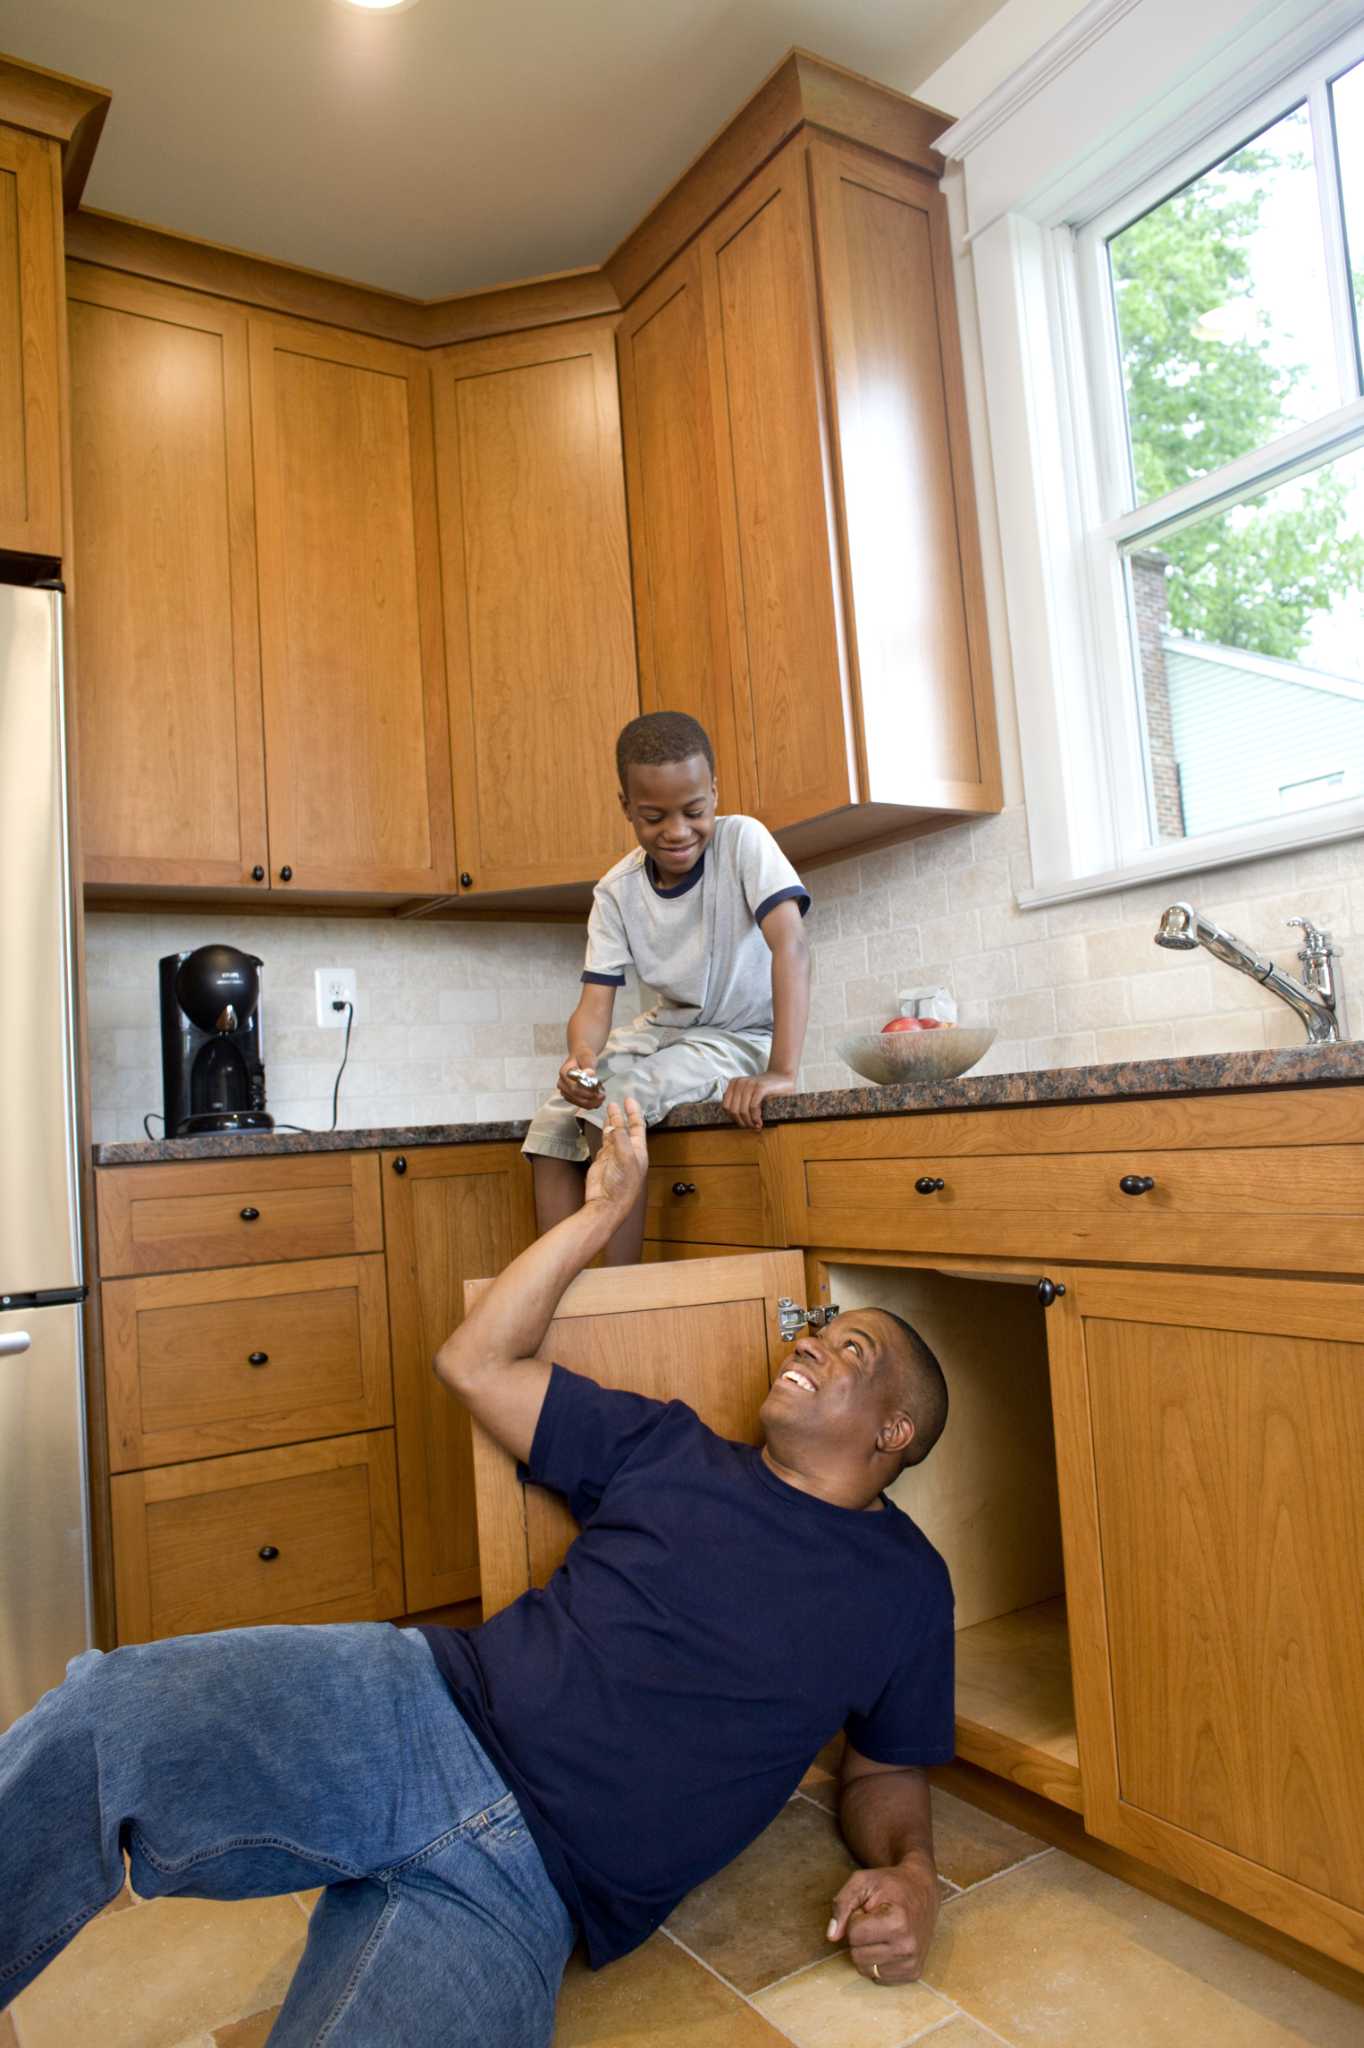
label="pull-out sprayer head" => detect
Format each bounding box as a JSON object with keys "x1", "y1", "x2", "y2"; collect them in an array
[{"x1": 1155, "y1": 902, "x2": 1199, "y2": 951}]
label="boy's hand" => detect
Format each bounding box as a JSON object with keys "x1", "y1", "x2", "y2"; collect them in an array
[
  {"x1": 584, "y1": 1099, "x2": 648, "y2": 1212},
  {"x1": 723, "y1": 1071, "x2": 797, "y2": 1130},
  {"x1": 559, "y1": 1051, "x2": 605, "y2": 1109}
]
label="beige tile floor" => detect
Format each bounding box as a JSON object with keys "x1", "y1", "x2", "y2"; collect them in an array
[{"x1": 6, "y1": 1769, "x2": 1363, "y2": 2047}]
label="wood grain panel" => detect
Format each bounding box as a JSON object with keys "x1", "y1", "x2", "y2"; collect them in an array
[
  {"x1": 809, "y1": 140, "x2": 998, "y2": 811},
  {"x1": 67, "y1": 267, "x2": 268, "y2": 887},
  {"x1": 434, "y1": 319, "x2": 638, "y2": 892},
  {"x1": 470, "y1": 1249, "x2": 804, "y2": 1615},
  {"x1": 382, "y1": 1144, "x2": 536, "y2": 1612},
  {"x1": 0, "y1": 128, "x2": 62, "y2": 555},
  {"x1": 617, "y1": 246, "x2": 755, "y2": 811},
  {"x1": 645, "y1": 1162, "x2": 768, "y2": 1245},
  {"x1": 102, "y1": 1253, "x2": 392, "y2": 1470},
  {"x1": 111, "y1": 1430, "x2": 403, "y2": 1642},
  {"x1": 701, "y1": 146, "x2": 854, "y2": 831},
  {"x1": 797, "y1": 1143, "x2": 1364, "y2": 1271},
  {"x1": 250, "y1": 318, "x2": 455, "y2": 894},
  {"x1": 96, "y1": 1153, "x2": 382, "y2": 1276}
]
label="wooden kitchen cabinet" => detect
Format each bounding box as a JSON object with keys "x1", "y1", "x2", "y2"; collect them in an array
[
  {"x1": 432, "y1": 319, "x2": 638, "y2": 894},
  {"x1": 381, "y1": 1143, "x2": 536, "y2": 1613},
  {"x1": 68, "y1": 266, "x2": 269, "y2": 888},
  {"x1": 0, "y1": 124, "x2": 63, "y2": 559},
  {"x1": 618, "y1": 132, "x2": 999, "y2": 863},
  {"x1": 1049, "y1": 1268, "x2": 1364, "y2": 1974},
  {"x1": 249, "y1": 317, "x2": 457, "y2": 895}
]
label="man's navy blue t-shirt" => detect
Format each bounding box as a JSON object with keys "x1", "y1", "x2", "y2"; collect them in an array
[{"x1": 418, "y1": 1364, "x2": 955, "y2": 1967}]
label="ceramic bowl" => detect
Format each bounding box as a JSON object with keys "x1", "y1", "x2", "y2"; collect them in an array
[{"x1": 835, "y1": 1027, "x2": 996, "y2": 1086}]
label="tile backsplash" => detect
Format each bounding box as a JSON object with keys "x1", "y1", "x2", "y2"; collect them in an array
[{"x1": 86, "y1": 806, "x2": 1364, "y2": 1143}]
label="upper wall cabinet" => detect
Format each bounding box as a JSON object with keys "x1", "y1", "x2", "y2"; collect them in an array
[
  {"x1": 0, "y1": 127, "x2": 63, "y2": 559},
  {"x1": 618, "y1": 133, "x2": 1000, "y2": 863},
  {"x1": 249, "y1": 319, "x2": 457, "y2": 897},
  {"x1": 432, "y1": 319, "x2": 638, "y2": 895},
  {"x1": 68, "y1": 267, "x2": 269, "y2": 889}
]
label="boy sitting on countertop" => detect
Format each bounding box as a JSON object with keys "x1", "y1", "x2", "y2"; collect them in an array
[{"x1": 523, "y1": 710, "x2": 811, "y2": 1264}]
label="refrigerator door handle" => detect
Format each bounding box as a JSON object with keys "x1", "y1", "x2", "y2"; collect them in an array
[{"x1": 0, "y1": 1332, "x2": 32, "y2": 1357}]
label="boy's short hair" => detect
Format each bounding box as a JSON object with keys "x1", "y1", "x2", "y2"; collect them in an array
[{"x1": 616, "y1": 712, "x2": 715, "y2": 790}]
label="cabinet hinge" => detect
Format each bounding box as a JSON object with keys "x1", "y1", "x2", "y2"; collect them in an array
[{"x1": 777, "y1": 1297, "x2": 841, "y2": 1341}]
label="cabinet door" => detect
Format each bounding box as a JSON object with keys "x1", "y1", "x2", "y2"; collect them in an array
[
  {"x1": 249, "y1": 319, "x2": 456, "y2": 895},
  {"x1": 0, "y1": 127, "x2": 61, "y2": 558},
  {"x1": 469, "y1": 1248, "x2": 805, "y2": 1617},
  {"x1": 68, "y1": 268, "x2": 268, "y2": 887},
  {"x1": 698, "y1": 140, "x2": 855, "y2": 831},
  {"x1": 382, "y1": 1144, "x2": 536, "y2": 1613},
  {"x1": 617, "y1": 247, "x2": 756, "y2": 814},
  {"x1": 1048, "y1": 1269, "x2": 1364, "y2": 1973},
  {"x1": 808, "y1": 139, "x2": 999, "y2": 813},
  {"x1": 433, "y1": 319, "x2": 638, "y2": 894}
]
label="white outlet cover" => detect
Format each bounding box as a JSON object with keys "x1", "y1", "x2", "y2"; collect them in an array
[{"x1": 315, "y1": 967, "x2": 358, "y2": 1028}]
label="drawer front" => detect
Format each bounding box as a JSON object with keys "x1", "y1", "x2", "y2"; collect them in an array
[
  {"x1": 103, "y1": 1255, "x2": 393, "y2": 1470},
  {"x1": 111, "y1": 1432, "x2": 403, "y2": 1642},
  {"x1": 97, "y1": 1153, "x2": 383, "y2": 1275},
  {"x1": 645, "y1": 1161, "x2": 768, "y2": 1245},
  {"x1": 796, "y1": 1144, "x2": 1364, "y2": 1270}
]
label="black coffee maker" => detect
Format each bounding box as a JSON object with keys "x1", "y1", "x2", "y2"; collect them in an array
[{"x1": 159, "y1": 945, "x2": 274, "y2": 1137}]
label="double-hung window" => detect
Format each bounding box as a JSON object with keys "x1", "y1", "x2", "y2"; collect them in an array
[{"x1": 943, "y1": 3, "x2": 1364, "y2": 903}]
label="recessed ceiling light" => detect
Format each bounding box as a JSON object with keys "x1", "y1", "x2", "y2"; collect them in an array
[{"x1": 338, "y1": 0, "x2": 420, "y2": 11}]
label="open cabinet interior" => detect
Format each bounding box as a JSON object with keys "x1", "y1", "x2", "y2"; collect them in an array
[{"x1": 824, "y1": 1262, "x2": 1081, "y2": 1813}]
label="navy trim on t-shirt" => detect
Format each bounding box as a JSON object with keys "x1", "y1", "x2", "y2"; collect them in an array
[
  {"x1": 755, "y1": 883, "x2": 811, "y2": 924},
  {"x1": 581, "y1": 969, "x2": 627, "y2": 986},
  {"x1": 645, "y1": 849, "x2": 707, "y2": 898}
]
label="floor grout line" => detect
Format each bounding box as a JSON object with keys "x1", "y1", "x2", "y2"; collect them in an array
[
  {"x1": 659, "y1": 1923, "x2": 817, "y2": 2044},
  {"x1": 937, "y1": 1845, "x2": 1056, "y2": 1906}
]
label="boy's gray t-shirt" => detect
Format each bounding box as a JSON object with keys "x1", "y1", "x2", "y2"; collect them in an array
[{"x1": 582, "y1": 814, "x2": 809, "y2": 1033}]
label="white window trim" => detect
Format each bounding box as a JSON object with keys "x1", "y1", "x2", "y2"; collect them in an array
[{"x1": 938, "y1": 0, "x2": 1364, "y2": 905}]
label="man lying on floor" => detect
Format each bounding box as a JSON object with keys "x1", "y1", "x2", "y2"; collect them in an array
[{"x1": 0, "y1": 1099, "x2": 953, "y2": 2046}]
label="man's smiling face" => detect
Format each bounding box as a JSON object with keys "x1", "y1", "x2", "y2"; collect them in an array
[{"x1": 759, "y1": 1309, "x2": 915, "y2": 1474}]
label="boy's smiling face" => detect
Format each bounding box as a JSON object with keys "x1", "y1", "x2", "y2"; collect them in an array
[{"x1": 619, "y1": 753, "x2": 718, "y2": 879}]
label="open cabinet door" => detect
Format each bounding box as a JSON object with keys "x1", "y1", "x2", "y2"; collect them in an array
[{"x1": 468, "y1": 1250, "x2": 806, "y2": 1617}]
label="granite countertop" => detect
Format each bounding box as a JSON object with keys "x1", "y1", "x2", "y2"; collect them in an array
[{"x1": 92, "y1": 1042, "x2": 1364, "y2": 1166}]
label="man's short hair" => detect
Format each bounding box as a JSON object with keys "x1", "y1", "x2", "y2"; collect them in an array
[
  {"x1": 876, "y1": 1309, "x2": 949, "y2": 1470},
  {"x1": 616, "y1": 711, "x2": 715, "y2": 789}
]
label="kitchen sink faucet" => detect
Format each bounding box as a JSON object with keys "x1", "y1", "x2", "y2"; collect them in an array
[{"x1": 1154, "y1": 902, "x2": 1345, "y2": 1043}]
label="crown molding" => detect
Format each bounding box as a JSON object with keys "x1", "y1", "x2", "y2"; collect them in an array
[
  {"x1": 0, "y1": 51, "x2": 110, "y2": 207},
  {"x1": 934, "y1": 0, "x2": 1145, "y2": 161}
]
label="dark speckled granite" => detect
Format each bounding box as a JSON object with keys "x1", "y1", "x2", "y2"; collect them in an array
[{"x1": 92, "y1": 1043, "x2": 1364, "y2": 1166}]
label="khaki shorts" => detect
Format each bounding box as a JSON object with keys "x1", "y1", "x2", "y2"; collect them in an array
[{"x1": 522, "y1": 1021, "x2": 771, "y2": 1162}]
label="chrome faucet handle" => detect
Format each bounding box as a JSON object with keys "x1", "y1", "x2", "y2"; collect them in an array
[{"x1": 1286, "y1": 915, "x2": 1334, "y2": 954}]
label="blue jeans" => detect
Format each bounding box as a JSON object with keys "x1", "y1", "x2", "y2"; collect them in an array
[{"x1": 0, "y1": 1623, "x2": 575, "y2": 2044}]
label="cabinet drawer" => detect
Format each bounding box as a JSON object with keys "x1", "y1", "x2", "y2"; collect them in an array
[
  {"x1": 103, "y1": 1255, "x2": 393, "y2": 1471},
  {"x1": 111, "y1": 1432, "x2": 403, "y2": 1643},
  {"x1": 645, "y1": 1162, "x2": 768, "y2": 1245},
  {"x1": 795, "y1": 1144, "x2": 1364, "y2": 1271},
  {"x1": 97, "y1": 1153, "x2": 383, "y2": 1276}
]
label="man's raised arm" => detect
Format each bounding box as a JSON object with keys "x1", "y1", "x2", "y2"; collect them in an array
[{"x1": 434, "y1": 1097, "x2": 648, "y2": 1464}]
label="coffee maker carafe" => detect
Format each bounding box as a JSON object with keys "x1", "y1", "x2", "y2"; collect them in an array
[{"x1": 159, "y1": 945, "x2": 273, "y2": 1137}]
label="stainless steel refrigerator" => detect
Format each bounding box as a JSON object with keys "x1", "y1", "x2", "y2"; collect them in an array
[{"x1": 0, "y1": 581, "x2": 92, "y2": 1730}]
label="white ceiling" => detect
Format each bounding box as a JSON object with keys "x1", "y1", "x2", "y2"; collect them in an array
[{"x1": 0, "y1": 0, "x2": 1014, "y2": 298}]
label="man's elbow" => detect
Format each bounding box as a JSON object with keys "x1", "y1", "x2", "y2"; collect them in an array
[{"x1": 433, "y1": 1336, "x2": 477, "y2": 1396}]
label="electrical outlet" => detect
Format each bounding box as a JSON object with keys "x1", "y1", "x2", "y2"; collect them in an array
[{"x1": 315, "y1": 967, "x2": 357, "y2": 1029}]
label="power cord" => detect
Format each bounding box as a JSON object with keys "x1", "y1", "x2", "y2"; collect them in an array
[{"x1": 329, "y1": 998, "x2": 355, "y2": 1132}]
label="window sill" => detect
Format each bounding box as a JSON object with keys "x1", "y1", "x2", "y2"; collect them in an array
[{"x1": 1019, "y1": 802, "x2": 1364, "y2": 910}]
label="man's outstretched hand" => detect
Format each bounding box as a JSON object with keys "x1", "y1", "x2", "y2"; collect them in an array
[
  {"x1": 827, "y1": 1856, "x2": 939, "y2": 1984},
  {"x1": 584, "y1": 1097, "x2": 648, "y2": 1214}
]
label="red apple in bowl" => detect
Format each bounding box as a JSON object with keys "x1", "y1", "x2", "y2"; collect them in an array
[{"x1": 882, "y1": 1015, "x2": 945, "y2": 1031}]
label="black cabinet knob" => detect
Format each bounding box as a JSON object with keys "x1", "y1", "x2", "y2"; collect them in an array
[
  {"x1": 460, "y1": 872, "x2": 473, "y2": 888},
  {"x1": 1119, "y1": 1174, "x2": 1156, "y2": 1196},
  {"x1": 251, "y1": 864, "x2": 265, "y2": 882},
  {"x1": 1036, "y1": 1278, "x2": 1067, "y2": 1307},
  {"x1": 914, "y1": 1176, "x2": 946, "y2": 1194},
  {"x1": 671, "y1": 1181, "x2": 697, "y2": 1196},
  {"x1": 239, "y1": 1206, "x2": 260, "y2": 1222},
  {"x1": 247, "y1": 1351, "x2": 269, "y2": 1367},
  {"x1": 392, "y1": 1155, "x2": 408, "y2": 1175},
  {"x1": 257, "y1": 1545, "x2": 279, "y2": 1562},
  {"x1": 279, "y1": 866, "x2": 293, "y2": 882}
]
